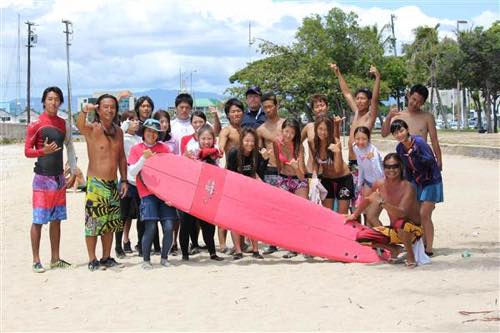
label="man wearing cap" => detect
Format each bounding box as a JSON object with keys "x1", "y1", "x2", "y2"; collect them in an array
[
  {"x1": 77, "y1": 94, "x2": 128, "y2": 271},
  {"x1": 241, "y1": 86, "x2": 266, "y2": 129}
]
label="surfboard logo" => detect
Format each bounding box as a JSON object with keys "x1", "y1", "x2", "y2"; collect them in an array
[{"x1": 204, "y1": 180, "x2": 216, "y2": 203}]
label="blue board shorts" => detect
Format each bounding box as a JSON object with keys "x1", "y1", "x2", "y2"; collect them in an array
[{"x1": 414, "y1": 181, "x2": 444, "y2": 203}]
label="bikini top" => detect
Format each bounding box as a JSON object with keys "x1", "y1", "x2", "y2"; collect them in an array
[
  {"x1": 316, "y1": 156, "x2": 332, "y2": 165},
  {"x1": 275, "y1": 136, "x2": 294, "y2": 164}
]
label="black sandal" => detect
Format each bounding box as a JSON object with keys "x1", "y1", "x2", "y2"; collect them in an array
[{"x1": 210, "y1": 254, "x2": 224, "y2": 261}]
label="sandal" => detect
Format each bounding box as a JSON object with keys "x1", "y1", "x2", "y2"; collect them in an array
[
  {"x1": 210, "y1": 254, "x2": 224, "y2": 261},
  {"x1": 233, "y1": 252, "x2": 243, "y2": 260},
  {"x1": 405, "y1": 260, "x2": 417, "y2": 269},
  {"x1": 50, "y1": 259, "x2": 73, "y2": 269},
  {"x1": 388, "y1": 253, "x2": 407, "y2": 264},
  {"x1": 32, "y1": 262, "x2": 45, "y2": 273},
  {"x1": 252, "y1": 252, "x2": 264, "y2": 259},
  {"x1": 283, "y1": 251, "x2": 298, "y2": 259}
]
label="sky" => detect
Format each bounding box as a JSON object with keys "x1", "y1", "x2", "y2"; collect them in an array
[{"x1": 0, "y1": 0, "x2": 498, "y2": 101}]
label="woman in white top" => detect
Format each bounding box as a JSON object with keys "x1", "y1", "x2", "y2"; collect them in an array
[
  {"x1": 352, "y1": 126, "x2": 384, "y2": 191},
  {"x1": 352, "y1": 126, "x2": 385, "y2": 227},
  {"x1": 117, "y1": 110, "x2": 143, "y2": 257}
]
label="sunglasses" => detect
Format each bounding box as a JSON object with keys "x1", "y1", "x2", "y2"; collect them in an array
[{"x1": 383, "y1": 164, "x2": 400, "y2": 170}]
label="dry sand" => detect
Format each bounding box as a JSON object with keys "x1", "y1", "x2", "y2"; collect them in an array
[{"x1": 1, "y1": 141, "x2": 499, "y2": 332}]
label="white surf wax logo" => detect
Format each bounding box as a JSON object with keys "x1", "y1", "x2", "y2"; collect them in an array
[{"x1": 204, "y1": 179, "x2": 216, "y2": 203}]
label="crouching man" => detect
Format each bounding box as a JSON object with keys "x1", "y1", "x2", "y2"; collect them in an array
[{"x1": 346, "y1": 153, "x2": 423, "y2": 268}]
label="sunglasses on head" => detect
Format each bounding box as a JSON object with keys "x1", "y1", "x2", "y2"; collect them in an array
[{"x1": 383, "y1": 163, "x2": 400, "y2": 169}]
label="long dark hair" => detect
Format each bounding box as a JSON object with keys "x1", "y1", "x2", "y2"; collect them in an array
[
  {"x1": 384, "y1": 153, "x2": 405, "y2": 180},
  {"x1": 94, "y1": 94, "x2": 120, "y2": 125},
  {"x1": 313, "y1": 115, "x2": 335, "y2": 162},
  {"x1": 281, "y1": 118, "x2": 301, "y2": 159},
  {"x1": 236, "y1": 128, "x2": 259, "y2": 177},
  {"x1": 153, "y1": 110, "x2": 172, "y2": 141}
]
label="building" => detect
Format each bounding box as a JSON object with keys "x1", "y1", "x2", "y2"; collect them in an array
[
  {"x1": 15, "y1": 109, "x2": 40, "y2": 123},
  {"x1": 0, "y1": 102, "x2": 13, "y2": 122},
  {"x1": 193, "y1": 98, "x2": 222, "y2": 113}
]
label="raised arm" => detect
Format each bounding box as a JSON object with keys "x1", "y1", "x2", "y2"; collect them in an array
[
  {"x1": 368, "y1": 65, "x2": 381, "y2": 126},
  {"x1": 76, "y1": 104, "x2": 96, "y2": 137},
  {"x1": 381, "y1": 106, "x2": 399, "y2": 137},
  {"x1": 330, "y1": 63, "x2": 357, "y2": 113},
  {"x1": 209, "y1": 106, "x2": 222, "y2": 136}
]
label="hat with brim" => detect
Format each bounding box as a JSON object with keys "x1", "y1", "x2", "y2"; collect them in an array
[{"x1": 245, "y1": 86, "x2": 262, "y2": 96}]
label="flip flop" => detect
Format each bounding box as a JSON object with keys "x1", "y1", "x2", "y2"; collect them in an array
[
  {"x1": 405, "y1": 260, "x2": 417, "y2": 269},
  {"x1": 388, "y1": 252, "x2": 407, "y2": 264}
]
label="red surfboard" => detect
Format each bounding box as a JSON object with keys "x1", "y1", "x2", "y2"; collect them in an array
[{"x1": 141, "y1": 153, "x2": 384, "y2": 263}]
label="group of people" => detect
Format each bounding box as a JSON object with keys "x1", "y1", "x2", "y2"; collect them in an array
[{"x1": 25, "y1": 63, "x2": 443, "y2": 272}]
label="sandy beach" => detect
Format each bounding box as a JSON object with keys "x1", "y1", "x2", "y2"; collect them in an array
[{"x1": 1, "y1": 141, "x2": 499, "y2": 332}]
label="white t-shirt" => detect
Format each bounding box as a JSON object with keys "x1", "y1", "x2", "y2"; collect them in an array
[
  {"x1": 170, "y1": 118, "x2": 194, "y2": 155},
  {"x1": 353, "y1": 143, "x2": 384, "y2": 188},
  {"x1": 123, "y1": 133, "x2": 143, "y2": 185}
]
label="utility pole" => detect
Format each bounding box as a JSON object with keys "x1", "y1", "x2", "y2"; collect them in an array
[
  {"x1": 62, "y1": 19, "x2": 73, "y2": 130},
  {"x1": 25, "y1": 20, "x2": 37, "y2": 124},
  {"x1": 456, "y1": 20, "x2": 468, "y2": 130},
  {"x1": 390, "y1": 14, "x2": 401, "y2": 110}
]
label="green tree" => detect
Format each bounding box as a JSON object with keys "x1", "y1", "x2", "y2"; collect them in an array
[
  {"x1": 459, "y1": 22, "x2": 500, "y2": 133},
  {"x1": 228, "y1": 8, "x2": 390, "y2": 122}
]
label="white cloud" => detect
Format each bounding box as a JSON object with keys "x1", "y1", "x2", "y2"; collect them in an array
[
  {"x1": 471, "y1": 10, "x2": 498, "y2": 30},
  {"x1": 1, "y1": 0, "x2": 497, "y2": 102}
]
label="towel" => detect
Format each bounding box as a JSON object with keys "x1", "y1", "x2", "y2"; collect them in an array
[
  {"x1": 308, "y1": 177, "x2": 328, "y2": 205},
  {"x1": 413, "y1": 238, "x2": 431, "y2": 265}
]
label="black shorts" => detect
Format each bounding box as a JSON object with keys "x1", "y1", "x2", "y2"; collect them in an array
[
  {"x1": 120, "y1": 183, "x2": 140, "y2": 220},
  {"x1": 320, "y1": 174, "x2": 355, "y2": 200}
]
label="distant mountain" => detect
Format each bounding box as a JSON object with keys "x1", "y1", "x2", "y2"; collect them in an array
[{"x1": 6, "y1": 89, "x2": 226, "y2": 115}]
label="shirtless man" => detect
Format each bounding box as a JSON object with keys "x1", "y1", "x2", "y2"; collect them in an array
[
  {"x1": 347, "y1": 153, "x2": 423, "y2": 268},
  {"x1": 256, "y1": 92, "x2": 285, "y2": 254},
  {"x1": 218, "y1": 98, "x2": 244, "y2": 157},
  {"x1": 77, "y1": 94, "x2": 128, "y2": 271},
  {"x1": 381, "y1": 84, "x2": 443, "y2": 170},
  {"x1": 330, "y1": 63, "x2": 381, "y2": 166},
  {"x1": 217, "y1": 98, "x2": 244, "y2": 252}
]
